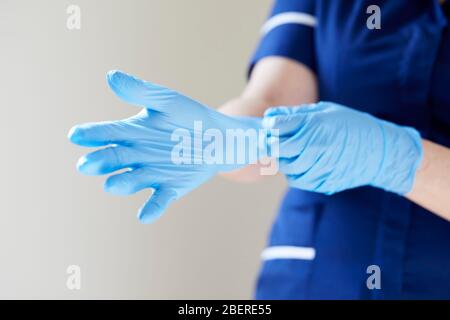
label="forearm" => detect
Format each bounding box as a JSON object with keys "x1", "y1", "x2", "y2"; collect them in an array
[
  {"x1": 407, "y1": 139, "x2": 450, "y2": 221},
  {"x1": 219, "y1": 56, "x2": 318, "y2": 117}
]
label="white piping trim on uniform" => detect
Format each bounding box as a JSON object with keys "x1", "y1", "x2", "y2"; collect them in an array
[
  {"x1": 261, "y1": 12, "x2": 317, "y2": 35},
  {"x1": 261, "y1": 246, "x2": 316, "y2": 261}
]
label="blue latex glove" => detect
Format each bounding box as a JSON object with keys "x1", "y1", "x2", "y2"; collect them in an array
[
  {"x1": 263, "y1": 102, "x2": 423, "y2": 195},
  {"x1": 69, "y1": 71, "x2": 265, "y2": 223}
]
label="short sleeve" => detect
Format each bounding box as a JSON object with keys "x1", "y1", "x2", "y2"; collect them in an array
[{"x1": 249, "y1": 0, "x2": 317, "y2": 77}]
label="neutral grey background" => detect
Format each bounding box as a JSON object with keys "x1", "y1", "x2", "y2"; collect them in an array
[{"x1": 0, "y1": 0, "x2": 286, "y2": 299}]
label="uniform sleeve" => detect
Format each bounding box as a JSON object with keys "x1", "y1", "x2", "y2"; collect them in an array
[{"x1": 249, "y1": 0, "x2": 317, "y2": 76}]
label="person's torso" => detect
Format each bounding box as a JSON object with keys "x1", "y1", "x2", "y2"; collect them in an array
[{"x1": 256, "y1": 0, "x2": 450, "y2": 300}]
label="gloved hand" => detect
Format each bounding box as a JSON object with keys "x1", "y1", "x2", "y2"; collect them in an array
[
  {"x1": 69, "y1": 71, "x2": 265, "y2": 223},
  {"x1": 263, "y1": 102, "x2": 423, "y2": 195}
]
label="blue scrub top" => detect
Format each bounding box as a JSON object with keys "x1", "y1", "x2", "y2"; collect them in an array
[{"x1": 251, "y1": 0, "x2": 450, "y2": 299}]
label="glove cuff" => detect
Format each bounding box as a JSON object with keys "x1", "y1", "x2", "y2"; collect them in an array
[{"x1": 213, "y1": 115, "x2": 272, "y2": 173}]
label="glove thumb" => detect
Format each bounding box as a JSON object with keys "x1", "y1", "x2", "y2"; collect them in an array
[{"x1": 106, "y1": 70, "x2": 180, "y2": 113}]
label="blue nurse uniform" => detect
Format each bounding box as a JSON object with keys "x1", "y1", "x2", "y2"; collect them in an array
[{"x1": 251, "y1": 0, "x2": 450, "y2": 299}]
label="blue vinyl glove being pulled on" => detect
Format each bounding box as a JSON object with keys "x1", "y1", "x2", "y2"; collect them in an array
[
  {"x1": 69, "y1": 71, "x2": 265, "y2": 223},
  {"x1": 263, "y1": 102, "x2": 423, "y2": 195}
]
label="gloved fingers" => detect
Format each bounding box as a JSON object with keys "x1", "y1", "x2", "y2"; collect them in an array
[
  {"x1": 264, "y1": 103, "x2": 329, "y2": 118},
  {"x1": 267, "y1": 122, "x2": 315, "y2": 158},
  {"x1": 286, "y1": 169, "x2": 339, "y2": 195},
  {"x1": 264, "y1": 101, "x2": 335, "y2": 117},
  {"x1": 278, "y1": 155, "x2": 317, "y2": 175},
  {"x1": 263, "y1": 109, "x2": 310, "y2": 137},
  {"x1": 263, "y1": 103, "x2": 334, "y2": 137},
  {"x1": 104, "y1": 167, "x2": 159, "y2": 196},
  {"x1": 137, "y1": 188, "x2": 178, "y2": 224},
  {"x1": 264, "y1": 105, "x2": 308, "y2": 117},
  {"x1": 107, "y1": 70, "x2": 192, "y2": 113},
  {"x1": 68, "y1": 120, "x2": 133, "y2": 147},
  {"x1": 77, "y1": 146, "x2": 141, "y2": 176},
  {"x1": 285, "y1": 173, "x2": 325, "y2": 193}
]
